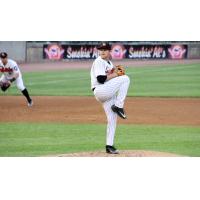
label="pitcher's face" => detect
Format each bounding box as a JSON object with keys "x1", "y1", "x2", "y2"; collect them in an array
[{"x1": 99, "y1": 49, "x2": 110, "y2": 60}]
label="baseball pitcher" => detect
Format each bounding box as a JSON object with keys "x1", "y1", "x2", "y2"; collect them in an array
[
  {"x1": 0, "y1": 52, "x2": 33, "y2": 107},
  {"x1": 90, "y1": 42, "x2": 130, "y2": 154}
]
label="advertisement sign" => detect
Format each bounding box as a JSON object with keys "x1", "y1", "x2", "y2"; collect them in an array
[
  {"x1": 65, "y1": 45, "x2": 98, "y2": 59},
  {"x1": 44, "y1": 44, "x2": 99, "y2": 60},
  {"x1": 44, "y1": 44, "x2": 64, "y2": 60},
  {"x1": 125, "y1": 44, "x2": 187, "y2": 59},
  {"x1": 111, "y1": 44, "x2": 127, "y2": 59},
  {"x1": 167, "y1": 45, "x2": 187, "y2": 59},
  {"x1": 43, "y1": 44, "x2": 187, "y2": 60},
  {"x1": 126, "y1": 45, "x2": 167, "y2": 59}
]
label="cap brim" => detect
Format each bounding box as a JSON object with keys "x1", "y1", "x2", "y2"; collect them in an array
[{"x1": 97, "y1": 47, "x2": 111, "y2": 50}]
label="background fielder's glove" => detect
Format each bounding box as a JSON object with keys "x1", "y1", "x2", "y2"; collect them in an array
[
  {"x1": 115, "y1": 65, "x2": 125, "y2": 76},
  {"x1": 0, "y1": 81, "x2": 11, "y2": 92}
]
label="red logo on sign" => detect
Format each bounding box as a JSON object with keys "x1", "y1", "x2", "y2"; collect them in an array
[{"x1": 44, "y1": 44, "x2": 65, "y2": 60}]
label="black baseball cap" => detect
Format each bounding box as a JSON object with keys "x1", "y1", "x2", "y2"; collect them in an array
[
  {"x1": 0, "y1": 52, "x2": 8, "y2": 58},
  {"x1": 97, "y1": 42, "x2": 111, "y2": 50}
]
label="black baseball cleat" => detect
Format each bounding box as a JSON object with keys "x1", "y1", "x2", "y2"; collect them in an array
[
  {"x1": 106, "y1": 145, "x2": 119, "y2": 154},
  {"x1": 111, "y1": 105, "x2": 126, "y2": 119}
]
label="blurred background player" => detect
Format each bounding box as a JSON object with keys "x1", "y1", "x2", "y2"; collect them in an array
[
  {"x1": 0, "y1": 52, "x2": 33, "y2": 107},
  {"x1": 90, "y1": 42, "x2": 130, "y2": 154}
]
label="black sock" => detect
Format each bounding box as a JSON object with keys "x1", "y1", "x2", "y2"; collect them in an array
[{"x1": 21, "y1": 88, "x2": 31, "y2": 102}]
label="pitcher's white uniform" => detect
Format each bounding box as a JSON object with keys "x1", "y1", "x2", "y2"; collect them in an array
[
  {"x1": 91, "y1": 56, "x2": 130, "y2": 146},
  {"x1": 0, "y1": 59, "x2": 25, "y2": 91}
]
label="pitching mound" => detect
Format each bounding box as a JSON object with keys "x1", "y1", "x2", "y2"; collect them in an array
[{"x1": 54, "y1": 150, "x2": 181, "y2": 157}]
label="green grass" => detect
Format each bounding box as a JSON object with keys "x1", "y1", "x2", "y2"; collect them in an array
[
  {"x1": 1, "y1": 63, "x2": 200, "y2": 97},
  {"x1": 0, "y1": 63, "x2": 200, "y2": 157},
  {"x1": 0, "y1": 123, "x2": 200, "y2": 156}
]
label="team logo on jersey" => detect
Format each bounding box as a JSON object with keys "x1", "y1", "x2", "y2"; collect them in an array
[
  {"x1": 0, "y1": 67, "x2": 12, "y2": 73},
  {"x1": 105, "y1": 66, "x2": 114, "y2": 75}
]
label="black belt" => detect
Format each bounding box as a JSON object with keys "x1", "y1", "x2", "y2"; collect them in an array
[{"x1": 92, "y1": 87, "x2": 95, "y2": 91}]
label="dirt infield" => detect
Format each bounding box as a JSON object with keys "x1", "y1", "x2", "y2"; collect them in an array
[
  {"x1": 51, "y1": 150, "x2": 181, "y2": 157},
  {"x1": 0, "y1": 96, "x2": 200, "y2": 125}
]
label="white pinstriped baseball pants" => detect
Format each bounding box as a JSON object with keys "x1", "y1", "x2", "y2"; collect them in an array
[{"x1": 94, "y1": 75, "x2": 130, "y2": 146}]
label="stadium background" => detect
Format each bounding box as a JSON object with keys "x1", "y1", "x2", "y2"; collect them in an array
[
  {"x1": 0, "y1": 41, "x2": 200, "y2": 156},
  {"x1": 0, "y1": 41, "x2": 200, "y2": 62}
]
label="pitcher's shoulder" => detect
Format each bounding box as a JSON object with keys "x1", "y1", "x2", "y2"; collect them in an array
[{"x1": 94, "y1": 56, "x2": 106, "y2": 64}]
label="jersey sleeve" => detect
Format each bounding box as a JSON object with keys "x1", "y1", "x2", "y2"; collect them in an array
[
  {"x1": 0, "y1": 61, "x2": 3, "y2": 72},
  {"x1": 10, "y1": 61, "x2": 20, "y2": 73},
  {"x1": 93, "y1": 59, "x2": 106, "y2": 77}
]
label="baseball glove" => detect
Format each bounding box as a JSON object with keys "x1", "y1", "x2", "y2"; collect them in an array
[
  {"x1": 0, "y1": 81, "x2": 11, "y2": 92},
  {"x1": 115, "y1": 65, "x2": 125, "y2": 76}
]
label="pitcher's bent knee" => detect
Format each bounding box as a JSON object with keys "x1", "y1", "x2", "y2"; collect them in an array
[
  {"x1": 119, "y1": 75, "x2": 130, "y2": 84},
  {"x1": 124, "y1": 75, "x2": 130, "y2": 83}
]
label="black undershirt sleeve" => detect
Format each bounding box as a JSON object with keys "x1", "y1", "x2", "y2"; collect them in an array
[{"x1": 97, "y1": 75, "x2": 107, "y2": 84}]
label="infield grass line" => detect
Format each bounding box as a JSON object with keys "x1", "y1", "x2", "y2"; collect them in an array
[{"x1": 0, "y1": 123, "x2": 200, "y2": 156}]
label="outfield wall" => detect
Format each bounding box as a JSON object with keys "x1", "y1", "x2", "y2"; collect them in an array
[
  {"x1": 0, "y1": 41, "x2": 26, "y2": 62},
  {"x1": 27, "y1": 41, "x2": 200, "y2": 62},
  {"x1": 188, "y1": 43, "x2": 200, "y2": 58},
  {"x1": 0, "y1": 41, "x2": 200, "y2": 63}
]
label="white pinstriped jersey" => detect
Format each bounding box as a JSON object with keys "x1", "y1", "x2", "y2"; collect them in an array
[
  {"x1": 91, "y1": 55, "x2": 130, "y2": 146},
  {"x1": 0, "y1": 59, "x2": 21, "y2": 80},
  {"x1": 90, "y1": 56, "x2": 114, "y2": 89}
]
